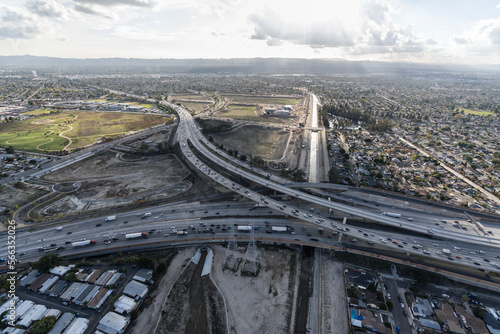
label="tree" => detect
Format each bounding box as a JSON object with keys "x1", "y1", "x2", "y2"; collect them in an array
[
  {"x1": 137, "y1": 257, "x2": 154, "y2": 269},
  {"x1": 386, "y1": 300, "x2": 393, "y2": 311},
  {"x1": 33, "y1": 254, "x2": 61, "y2": 273},
  {"x1": 291, "y1": 169, "x2": 306, "y2": 182},
  {"x1": 32, "y1": 316, "x2": 57, "y2": 334},
  {"x1": 5, "y1": 146, "x2": 14, "y2": 154}
]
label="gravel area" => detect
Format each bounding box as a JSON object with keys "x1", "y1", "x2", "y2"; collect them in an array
[{"x1": 210, "y1": 245, "x2": 297, "y2": 334}]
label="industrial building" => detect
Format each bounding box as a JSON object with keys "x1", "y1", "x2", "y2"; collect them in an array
[
  {"x1": 60, "y1": 282, "x2": 85, "y2": 302},
  {"x1": 85, "y1": 269, "x2": 102, "y2": 284}
]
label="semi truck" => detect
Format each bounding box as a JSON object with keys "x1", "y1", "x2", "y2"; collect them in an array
[
  {"x1": 105, "y1": 216, "x2": 116, "y2": 221},
  {"x1": 125, "y1": 232, "x2": 149, "y2": 239},
  {"x1": 72, "y1": 240, "x2": 97, "y2": 247},
  {"x1": 253, "y1": 203, "x2": 267, "y2": 208},
  {"x1": 176, "y1": 231, "x2": 188, "y2": 235},
  {"x1": 271, "y1": 226, "x2": 287, "y2": 232},
  {"x1": 237, "y1": 226, "x2": 252, "y2": 232},
  {"x1": 382, "y1": 212, "x2": 402, "y2": 218},
  {"x1": 141, "y1": 213, "x2": 152, "y2": 219}
]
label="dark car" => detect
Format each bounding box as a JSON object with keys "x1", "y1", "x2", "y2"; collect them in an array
[
  {"x1": 96, "y1": 223, "x2": 102, "y2": 227},
  {"x1": 50, "y1": 243, "x2": 56, "y2": 247}
]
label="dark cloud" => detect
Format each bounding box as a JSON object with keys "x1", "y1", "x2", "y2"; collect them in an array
[
  {"x1": 73, "y1": 0, "x2": 157, "y2": 7},
  {"x1": 0, "y1": 7, "x2": 43, "y2": 39},
  {"x1": 25, "y1": 0, "x2": 67, "y2": 18}
]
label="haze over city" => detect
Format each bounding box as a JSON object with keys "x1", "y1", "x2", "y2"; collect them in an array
[{"x1": 1, "y1": 0, "x2": 500, "y2": 64}]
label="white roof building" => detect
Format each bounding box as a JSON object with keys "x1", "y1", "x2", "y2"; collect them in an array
[
  {"x1": 17, "y1": 304, "x2": 47, "y2": 328},
  {"x1": 49, "y1": 266, "x2": 72, "y2": 277},
  {"x1": 96, "y1": 311, "x2": 129, "y2": 334},
  {"x1": 114, "y1": 295, "x2": 137, "y2": 314},
  {"x1": 62, "y1": 317, "x2": 88, "y2": 334}
]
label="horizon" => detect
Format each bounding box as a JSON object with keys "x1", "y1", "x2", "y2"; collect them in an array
[{"x1": 1, "y1": 0, "x2": 500, "y2": 65}]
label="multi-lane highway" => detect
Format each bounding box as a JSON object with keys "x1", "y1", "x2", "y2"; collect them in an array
[
  {"x1": 2, "y1": 91, "x2": 499, "y2": 277},
  {"x1": 169, "y1": 99, "x2": 500, "y2": 250}
]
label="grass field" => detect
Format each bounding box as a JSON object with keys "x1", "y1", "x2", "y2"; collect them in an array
[
  {"x1": 0, "y1": 111, "x2": 169, "y2": 152},
  {"x1": 218, "y1": 105, "x2": 257, "y2": 118},
  {"x1": 223, "y1": 94, "x2": 303, "y2": 106},
  {"x1": 181, "y1": 102, "x2": 212, "y2": 114},
  {"x1": 459, "y1": 108, "x2": 495, "y2": 116}
]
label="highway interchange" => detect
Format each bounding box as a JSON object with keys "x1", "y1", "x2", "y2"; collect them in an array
[{"x1": 2, "y1": 93, "x2": 500, "y2": 281}]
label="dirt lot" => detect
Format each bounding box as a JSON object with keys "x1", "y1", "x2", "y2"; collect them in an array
[
  {"x1": 38, "y1": 150, "x2": 191, "y2": 216},
  {"x1": 212, "y1": 125, "x2": 291, "y2": 160},
  {"x1": 150, "y1": 245, "x2": 298, "y2": 334},
  {"x1": 0, "y1": 183, "x2": 47, "y2": 230},
  {"x1": 211, "y1": 245, "x2": 297, "y2": 334}
]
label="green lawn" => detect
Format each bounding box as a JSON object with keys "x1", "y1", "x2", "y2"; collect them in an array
[
  {"x1": 459, "y1": 108, "x2": 495, "y2": 116},
  {"x1": 0, "y1": 111, "x2": 169, "y2": 152}
]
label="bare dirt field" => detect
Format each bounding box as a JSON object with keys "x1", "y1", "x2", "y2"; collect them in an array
[
  {"x1": 0, "y1": 183, "x2": 47, "y2": 230},
  {"x1": 151, "y1": 245, "x2": 298, "y2": 334},
  {"x1": 211, "y1": 245, "x2": 297, "y2": 334},
  {"x1": 37, "y1": 150, "x2": 191, "y2": 216},
  {"x1": 212, "y1": 125, "x2": 291, "y2": 160}
]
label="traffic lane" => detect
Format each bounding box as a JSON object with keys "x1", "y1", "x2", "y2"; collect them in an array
[{"x1": 384, "y1": 278, "x2": 412, "y2": 334}]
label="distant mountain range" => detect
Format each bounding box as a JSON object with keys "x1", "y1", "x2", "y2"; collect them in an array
[{"x1": 0, "y1": 55, "x2": 499, "y2": 74}]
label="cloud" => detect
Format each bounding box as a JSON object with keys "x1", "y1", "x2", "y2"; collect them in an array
[
  {"x1": 25, "y1": 0, "x2": 68, "y2": 19},
  {"x1": 73, "y1": 0, "x2": 157, "y2": 8},
  {"x1": 452, "y1": 36, "x2": 469, "y2": 44},
  {"x1": 73, "y1": 3, "x2": 117, "y2": 19},
  {"x1": 248, "y1": 11, "x2": 355, "y2": 48},
  {"x1": 0, "y1": 6, "x2": 45, "y2": 39}
]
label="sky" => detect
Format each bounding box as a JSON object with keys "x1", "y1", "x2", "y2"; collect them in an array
[{"x1": 1, "y1": 0, "x2": 500, "y2": 64}]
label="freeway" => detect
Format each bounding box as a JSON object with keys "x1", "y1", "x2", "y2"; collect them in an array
[
  {"x1": 167, "y1": 100, "x2": 500, "y2": 251},
  {"x1": 3, "y1": 89, "x2": 499, "y2": 277},
  {"x1": 4, "y1": 203, "x2": 500, "y2": 276}
]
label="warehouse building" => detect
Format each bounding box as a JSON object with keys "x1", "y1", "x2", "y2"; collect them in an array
[{"x1": 49, "y1": 266, "x2": 72, "y2": 277}]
